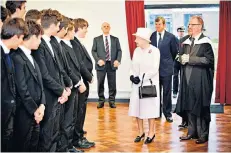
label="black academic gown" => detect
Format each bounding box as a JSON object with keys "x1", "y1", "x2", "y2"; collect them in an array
[{"x1": 176, "y1": 34, "x2": 214, "y2": 122}]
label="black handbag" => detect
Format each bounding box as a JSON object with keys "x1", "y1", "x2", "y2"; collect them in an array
[{"x1": 139, "y1": 73, "x2": 157, "y2": 99}]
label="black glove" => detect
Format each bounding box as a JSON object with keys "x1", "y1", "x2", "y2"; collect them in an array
[
  {"x1": 133, "y1": 76, "x2": 140, "y2": 84},
  {"x1": 130, "y1": 75, "x2": 134, "y2": 82}
]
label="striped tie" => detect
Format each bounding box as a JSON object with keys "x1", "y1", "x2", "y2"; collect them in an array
[{"x1": 105, "y1": 36, "x2": 110, "y2": 61}]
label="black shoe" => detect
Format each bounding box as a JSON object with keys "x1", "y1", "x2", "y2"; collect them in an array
[
  {"x1": 81, "y1": 137, "x2": 95, "y2": 146},
  {"x1": 109, "y1": 102, "x2": 116, "y2": 108},
  {"x1": 134, "y1": 133, "x2": 145, "y2": 142},
  {"x1": 180, "y1": 135, "x2": 194, "y2": 140},
  {"x1": 144, "y1": 134, "x2": 155, "y2": 144},
  {"x1": 166, "y1": 117, "x2": 173, "y2": 123},
  {"x1": 196, "y1": 137, "x2": 208, "y2": 144},
  {"x1": 178, "y1": 122, "x2": 188, "y2": 128},
  {"x1": 74, "y1": 139, "x2": 94, "y2": 149},
  {"x1": 80, "y1": 130, "x2": 87, "y2": 135},
  {"x1": 97, "y1": 102, "x2": 104, "y2": 108},
  {"x1": 69, "y1": 147, "x2": 84, "y2": 152}
]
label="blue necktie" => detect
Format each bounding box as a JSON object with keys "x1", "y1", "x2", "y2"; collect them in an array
[{"x1": 5, "y1": 53, "x2": 12, "y2": 70}]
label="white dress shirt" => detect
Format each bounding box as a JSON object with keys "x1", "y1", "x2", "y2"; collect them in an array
[
  {"x1": 103, "y1": 34, "x2": 111, "y2": 60},
  {"x1": 0, "y1": 40, "x2": 10, "y2": 54},
  {"x1": 193, "y1": 32, "x2": 202, "y2": 43},
  {"x1": 54, "y1": 36, "x2": 62, "y2": 43},
  {"x1": 62, "y1": 39, "x2": 73, "y2": 48},
  {"x1": 157, "y1": 30, "x2": 165, "y2": 48},
  {"x1": 19, "y1": 45, "x2": 35, "y2": 68},
  {"x1": 42, "y1": 35, "x2": 55, "y2": 57}
]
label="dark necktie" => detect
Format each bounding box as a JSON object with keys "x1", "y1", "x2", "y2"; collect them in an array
[
  {"x1": 158, "y1": 33, "x2": 162, "y2": 48},
  {"x1": 5, "y1": 53, "x2": 12, "y2": 70},
  {"x1": 189, "y1": 37, "x2": 195, "y2": 53},
  {"x1": 105, "y1": 36, "x2": 110, "y2": 61}
]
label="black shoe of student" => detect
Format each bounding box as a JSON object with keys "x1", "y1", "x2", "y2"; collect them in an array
[
  {"x1": 74, "y1": 139, "x2": 94, "y2": 149},
  {"x1": 97, "y1": 102, "x2": 104, "y2": 108},
  {"x1": 196, "y1": 137, "x2": 208, "y2": 144},
  {"x1": 166, "y1": 117, "x2": 173, "y2": 123},
  {"x1": 180, "y1": 135, "x2": 194, "y2": 140},
  {"x1": 178, "y1": 121, "x2": 188, "y2": 128},
  {"x1": 81, "y1": 137, "x2": 95, "y2": 146},
  {"x1": 109, "y1": 102, "x2": 116, "y2": 108},
  {"x1": 80, "y1": 130, "x2": 87, "y2": 135},
  {"x1": 69, "y1": 146, "x2": 84, "y2": 152},
  {"x1": 144, "y1": 134, "x2": 155, "y2": 144},
  {"x1": 134, "y1": 133, "x2": 145, "y2": 142}
]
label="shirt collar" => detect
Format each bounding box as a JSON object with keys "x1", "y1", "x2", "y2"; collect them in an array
[
  {"x1": 0, "y1": 40, "x2": 10, "y2": 54},
  {"x1": 54, "y1": 36, "x2": 61, "y2": 43},
  {"x1": 42, "y1": 35, "x2": 51, "y2": 42},
  {"x1": 158, "y1": 30, "x2": 165, "y2": 37},
  {"x1": 62, "y1": 39, "x2": 72, "y2": 48},
  {"x1": 193, "y1": 33, "x2": 202, "y2": 41},
  {"x1": 103, "y1": 34, "x2": 110, "y2": 38},
  {"x1": 19, "y1": 45, "x2": 32, "y2": 55}
]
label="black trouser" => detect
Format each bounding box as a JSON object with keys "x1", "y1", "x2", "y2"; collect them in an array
[
  {"x1": 1, "y1": 101, "x2": 16, "y2": 152},
  {"x1": 38, "y1": 100, "x2": 61, "y2": 152},
  {"x1": 173, "y1": 61, "x2": 181, "y2": 94},
  {"x1": 187, "y1": 111, "x2": 210, "y2": 139},
  {"x1": 57, "y1": 88, "x2": 78, "y2": 151},
  {"x1": 181, "y1": 111, "x2": 188, "y2": 124},
  {"x1": 159, "y1": 75, "x2": 172, "y2": 118},
  {"x1": 97, "y1": 61, "x2": 117, "y2": 103},
  {"x1": 73, "y1": 80, "x2": 89, "y2": 144},
  {"x1": 13, "y1": 107, "x2": 40, "y2": 152}
]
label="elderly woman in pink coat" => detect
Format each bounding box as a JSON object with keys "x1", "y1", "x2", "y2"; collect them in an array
[{"x1": 128, "y1": 28, "x2": 160, "y2": 144}]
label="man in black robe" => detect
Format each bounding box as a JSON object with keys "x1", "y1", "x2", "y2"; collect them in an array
[{"x1": 176, "y1": 16, "x2": 214, "y2": 144}]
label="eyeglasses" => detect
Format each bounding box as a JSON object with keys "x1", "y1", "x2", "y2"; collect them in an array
[{"x1": 188, "y1": 24, "x2": 201, "y2": 27}]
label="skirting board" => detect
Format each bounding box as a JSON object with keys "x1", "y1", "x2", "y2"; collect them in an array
[{"x1": 87, "y1": 99, "x2": 224, "y2": 113}]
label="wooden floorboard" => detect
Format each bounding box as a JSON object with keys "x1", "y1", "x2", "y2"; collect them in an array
[{"x1": 80, "y1": 103, "x2": 231, "y2": 152}]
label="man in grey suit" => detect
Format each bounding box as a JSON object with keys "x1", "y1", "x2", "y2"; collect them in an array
[{"x1": 92, "y1": 22, "x2": 122, "y2": 108}]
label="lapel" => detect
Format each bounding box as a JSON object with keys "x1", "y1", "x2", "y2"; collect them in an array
[
  {"x1": 18, "y1": 49, "x2": 39, "y2": 83},
  {"x1": 162, "y1": 31, "x2": 169, "y2": 43},
  {"x1": 152, "y1": 32, "x2": 157, "y2": 47},
  {"x1": 41, "y1": 38, "x2": 58, "y2": 65},
  {"x1": 1, "y1": 48, "x2": 11, "y2": 73},
  {"x1": 62, "y1": 41, "x2": 79, "y2": 70},
  {"x1": 34, "y1": 61, "x2": 43, "y2": 89},
  {"x1": 50, "y1": 36, "x2": 59, "y2": 51},
  {"x1": 74, "y1": 37, "x2": 91, "y2": 61},
  {"x1": 100, "y1": 35, "x2": 106, "y2": 52}
]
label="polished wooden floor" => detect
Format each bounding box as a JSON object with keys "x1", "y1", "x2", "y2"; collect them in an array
[{"x1": 81, "y1": 103, "x2": 231, "y2": 152}]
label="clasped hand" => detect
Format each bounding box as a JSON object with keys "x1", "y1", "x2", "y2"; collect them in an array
[
  {"x1": 130, "y1": 75, "x2": 140, "y2": 84},
  {"x1": 180, "y1": 54, "x2": 190, "y2": 65}
]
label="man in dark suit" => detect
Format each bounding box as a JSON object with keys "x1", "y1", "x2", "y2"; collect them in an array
[
  {"x1": 92, "y1": 22, "x2": 122, "y2": 108},
  {"x1": 11, "y1": 20, "x2": 45, "y2": 152},
  {"x1": 1, "y1": 18, "x2": 26, "y2": 152},
  {"x1": 150, "y1": 16, "x2": 178, "y2": 123},
  {"x1": 173, "y1": 26, "x2": 185, "y2": 99},
  {"x1": 32, "y1": 9, "x2": 71, "y2": 152},
  {"x1": 71, "y1": 18, "x2": 95, "y2": 149}
]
